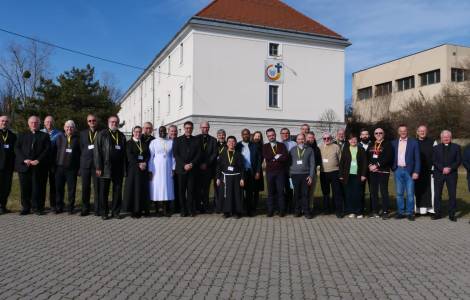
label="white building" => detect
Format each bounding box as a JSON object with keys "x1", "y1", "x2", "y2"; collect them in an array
[{"x1": 118, "y1": 0, "x2": 350, "y2": 137}]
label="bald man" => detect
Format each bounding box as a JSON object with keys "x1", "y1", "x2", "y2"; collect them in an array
[
  {"x1": 0, "y1": 115, "x2": 17, "y2": 214},
  {"x1": 41, "y1": 115, "x2": 60, "y2": 210},
  {"x1": 15, "y1": 116, "x2": 50, "y2": 215}
]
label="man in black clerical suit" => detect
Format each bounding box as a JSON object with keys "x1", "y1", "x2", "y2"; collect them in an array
[
  {"x1": 15, "y1": 116, "x2": 50, "y2": 215},
  {"x1": 173, "y1": 121, "x2": 201, "y2": 217},
  {"x1": 0, "y1": 115, "x2": 16, "y2": 214},
  {"x1": 195, "y1": 121, "x2": 217, "y2": 213}
]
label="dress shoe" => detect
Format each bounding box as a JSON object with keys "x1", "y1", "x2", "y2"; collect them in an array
[
  {"x1": 223, "y1": 213, "x2": 231, "y2": 218},
  {"x1": 80, "y1": 211, "x2": 89, "y2": 217},
  {"x1": 407, "y1": 214, "x2": 415, "y2": 221},
  {"x1": 113, "y1": 214, "x2": 124, "y2": 219},
  {"x1": 180, "y1": 213, "x2": 188, "y2": 217},
  {"x1": 102, "y1": 215, "x2": 110, "y2": 220},
  {"x1": 190, "y1": 213, "x2": 196, "y2": 217},
  {"x1": 20, "y1": 210, "x2": 30, "y2": 216},
  {"x1": 36, "y1": 211, "x2": 46, "y2": 216},
  {"x1": 431, "y1": 214, "x2": 441, "y2": 220},
  {"x1": 0, "y1": 208, "x2": 10, "y2": 214},
  {"x1": 394, "y1": 214, "x2": 405, "y2": 220},
  {"x1": 267, "y1": 213, "x2": 274, "y2": 218},
  {"x1": 336, "y1": 213, "x2": 343, "y2": 219},
  {"x1": 279, "y1": 213, "x2": 286, "y2": 218},
  {"x1": 449, "y1": 215, "x2": 457, "y2": 222},
  {"x1": 305, "y1": 214, "x2": 313, "y2": 220},
  {"x1": 234, "y1": 214, "x2": 242, "y2": 219},
  {"x1": 381, "y1": 212, "x2": 390, "y2": 220},
  {"x1": 55, "y1": 208, "x2": 63, "y2": 214},
  {"x1": 295, "y1": 212, "x2": 302, "y2": 218}
]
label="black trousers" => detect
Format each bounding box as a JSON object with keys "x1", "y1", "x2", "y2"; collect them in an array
[
  {"x1": 45, "y1": 167, "x2": 56, "y2": 209},
  {"x1": 19, "y1": 167, "x2": 47, "y2": 212},
  {"x1": 0, "y1": 168, "x2": 14, "y2": 210},
  {"x1": 55, "y1": 167, "x2": 78, "y2": 211},
  {"x1": 177, "y1": 172, "x2": 196, "y2": 215},
  {"x1": 196, "y1": 169, "x2": 214, "y2": 213},
  {"x1": 284, "y1": 176, "x2": 294, "y2": 213},
  {"x1": 292, "y1": 174, "x2": 310, "y2": 215},
  {"x1": 369, "y1": 172, "x2": 390, "y2": 214},
  {"x1": 99, "y1": 176, "x2": 123, "y2": 216},
  {"x1": 344, "y1": 175, "x2": 363, "y2": 215},
  {"x1": 81, "y1": 167, "x2": 100, "y2": 213},
  {"x1": 213, "y1": 178, "x2": 223, "y2": 213},
  {"x1": 434, "y1": 172, "x2": 458, "y2": 215},
  {"x1": 266, "y1": 172, "x2": 286, "y2": 215},
  {"x1": 242, "y1": 169, "x2": 256, "y2": 215},
  {"x1": 222, "y1": 174, "x2": 242, "y2": 215},
  {"x1": 320, "y1": 171, "x2": 343, "y2": 214}
]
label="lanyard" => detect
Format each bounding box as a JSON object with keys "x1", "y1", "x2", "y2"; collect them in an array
[
  {"x1": 271, "y1": 144, "x2": 277, "y2": 155},
  {"x1": 109, "y1": 130, "x2": 119, "y2": 145},
  {"x1": 1, "y1": 130, "x2": 7, "y2": 143},
  {"x1": 374, "y1": 141, "x2": 383, "y2": 155},
  {"x1": 135, "y1": 140, "x2": 143, "y2": 155},
  {"x1": 89, "y1": 130, "x2": 97, "y2": 144},
  {"x1": 66, "y1": 135, "x2": 72, "y2": 148},
  {"x1": 227, "y1": 150, "x2": 234, "y2": 165},
  {"x1": 219, "y1": 147, "x2": 224, "y2": 155},
  {"x1": 297, "y1": 146, "x2": 305, "y2": 159}
]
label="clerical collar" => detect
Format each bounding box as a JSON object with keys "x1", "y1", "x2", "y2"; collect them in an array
[
  {"x1": 270, "y1": 142, "x2": 276, "y2": 147},
  {"x1": 132, "y1": 137, "x2": 139, "y2": 142},
  {"x1": 444, "y1": 143, "x2": 450, "y2": 146}
]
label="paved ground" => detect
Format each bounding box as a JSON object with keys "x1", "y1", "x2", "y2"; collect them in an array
[{"x1": 1, "y1": 214, "x2": 470, "y2": 300}]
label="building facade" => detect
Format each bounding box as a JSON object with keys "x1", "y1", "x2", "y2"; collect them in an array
[
  {"x1": 119, "y1": 0, "x2": 350, "y2": 137},
  {"x1": 352, "y1": 44, "x2": 470, "y2": 122}
]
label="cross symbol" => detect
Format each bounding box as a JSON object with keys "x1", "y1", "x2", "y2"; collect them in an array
[{"x1": 275, "y1": 63, "x2": 283, "y2": 72}]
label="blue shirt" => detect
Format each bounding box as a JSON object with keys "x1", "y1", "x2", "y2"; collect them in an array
[
  {"x1": 41, "y1": 128, "x2": 61, "y2": 145},
  {"x1": 240, "y1": 142, "x2": 251, "y2": 170}
]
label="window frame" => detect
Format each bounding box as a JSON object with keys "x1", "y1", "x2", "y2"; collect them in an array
[
  {"x1": 268, "y1": 42, "x2": 282, "y2": 58},
  {"x1": 267, "y1": 84, "x2": 282, "y2": 110}
]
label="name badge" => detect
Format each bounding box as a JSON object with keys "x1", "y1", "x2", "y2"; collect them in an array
[
  {"x1": 88, "y1": 145, "x2": 95, "y2": 150},
  {"x1": 3, "y1": 144, "x2": 9, "y2": 149},
  {"x1": 115, "y1": 145, "x2": 121, "y2": 150},
  {"x1": 351, "y1": 161, "x2": 357, "y2": 167},
  {"x1": 373, "y1": 154, "x2": 378, "y2": 159},
  {"x1": 138, "y1": 155, "x2": 144, "y2": 160},
  {"x1": 227, "y1": 166, "x2": 234, "y2": 171},
  {"x1": 274, "y1": 154, "x2": 281, "y2": 160},
  {"x1": 66, "y1": 148, "x2": 73, "y2": 153},
  {"x1": 296, "y1": 160, "x2": 303, "y2": 165},
  {"x1": 323, "y1": 159, "x2": 329, "y2": 163}
]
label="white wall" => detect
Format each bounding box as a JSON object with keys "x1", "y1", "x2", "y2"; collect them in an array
[{"x1": 193, "y1": 29, "x2": 345, "y2": 122}]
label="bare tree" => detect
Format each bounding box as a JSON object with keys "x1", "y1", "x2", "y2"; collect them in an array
[
  {"x1": 319, "y1": 108, "x2": 339, "y2": 133},
  {"x1": 0, "y1": 40, "x2": 52, "y2": 110},
  {"x1": 101, "y1": 71, "x2": 123, "y2": 102}
]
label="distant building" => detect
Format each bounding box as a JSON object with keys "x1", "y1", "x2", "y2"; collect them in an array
[
  {"x1": 118, "y1": 0, "x2": 350, "y2": 137},
  {"x1": 352, "y1": 44, "x2": 470, "y2": 122}
]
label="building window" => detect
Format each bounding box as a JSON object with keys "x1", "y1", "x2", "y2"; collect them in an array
[
  {"x1": 167, "y1": 93, "x2": 171, "y2": 115},
  {"x1": 179, "y1": 85, "x2": 183, "y2": 107},
  {"x1": 179, "y1": 43, "x2": 184, "y2": 65},
  {"x1": 357, "y1": 87, "x2": 372, "y2": 100},
  {"x1": 168, "y1": 56, "x2": 171, "y2": 76},
  {"x1": 375, "y1": 82, "x2": 392, "y2": 97},
  {"x1": 451, "y1": 68, "x2": 467, "y2": 82},
  {"x1": 420, "y1": 69, "x2": 440, "y2": 86},
  {"x1": 269, "y1": 43, "x2": 280, "y2": 57},
  {"x1": 396, "y1": 76, "x2": 415, "y2": 91},
  {"x1": 268, "y1": 85, "x2": 279, "y2": 108}
]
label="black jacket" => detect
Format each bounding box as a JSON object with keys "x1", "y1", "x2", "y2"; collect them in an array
[
  {"x1": 235, "y1": 141, "x2": 262, "y2": 173},
  {"x1": 14, "y1": 130, "x2": 50, "y2": 173},
  {"x1": 126, "y1": 138, "x2": 150, "y2": 171},
  {"x1": 196, "y1": 134, "x2": 217, "y2": 168},
  {"x1": 216, "y1": 149, "x2": 245, "y2": 181},
  {"x1": 173, "y1": 135, "x2": 201, "y2": 174},
  {"x1": 56, "y1": 133, "x2": 81, "y2": 170},
  {"x1": 339, "y1": 145, "x2": 368, "y2": 184},
  {"x1": 79, "y1": 129, "x2": 98, "y2": 169},
  {"x1": 433, "y1": 143, "x2": 461, "y2": 175},
  {"x1": 307, "y1": 140, "x2": 322, "y2": 169},
  {"x1": 418, "y1": 137, "x2": 434, "y2": 174},
  {"x1": 0, "y1": 129, "x2": 16, "y2": 171},
  {"x1": 94, "y1": 129, "x2": 127, "y2": 178},
  {"x1": 367, "y1": 140, "x2": 394, "y2": 172}
]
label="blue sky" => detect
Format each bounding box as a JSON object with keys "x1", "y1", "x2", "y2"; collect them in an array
[{"x1": 1, "y1": 0, "x2": 470, "y2": 102}]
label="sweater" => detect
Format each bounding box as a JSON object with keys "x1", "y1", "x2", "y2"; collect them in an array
[{"x1": 289, "y1": 145, "x2": 315, "y2": 178}]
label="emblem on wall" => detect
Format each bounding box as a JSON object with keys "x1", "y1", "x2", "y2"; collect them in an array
[{"x1": 265, "y1": 61, "x2": 284, "y2": 83}]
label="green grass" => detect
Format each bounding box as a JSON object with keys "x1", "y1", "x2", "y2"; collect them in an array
[{"x1": 5, "y1": 169, "x2": 470, "y2": 217}]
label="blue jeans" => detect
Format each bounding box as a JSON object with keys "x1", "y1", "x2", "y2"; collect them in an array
[{"x1": 394, "y1": 167, "x2": 415, "y2": 215}]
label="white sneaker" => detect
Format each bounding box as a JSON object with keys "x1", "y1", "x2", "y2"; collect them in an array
[
  {"x1": 357, "y1": 215, "x2": 364, "y2": 219},
  {"x1": 348, "y1": 214, "x2": 356, "y2": 218}
]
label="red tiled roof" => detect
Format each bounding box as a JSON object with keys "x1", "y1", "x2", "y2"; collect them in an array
[{"x1": 195, "y1": 0, "x2": 343, "y2": 39}]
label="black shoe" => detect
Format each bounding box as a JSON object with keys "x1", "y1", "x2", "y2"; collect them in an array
[
  {"x1": 336, "y1": 213, "x2": 343, "y2": 219},
  {"x1": 431, "y1": 214, "x2": 441, "y2": 220},
  {"x1": 68, "y1": 210, "x2": 75, "y2": 215},
  {"x1": 295, "y1": 212, "x2": 302, "y2": 218},
  {"x1": 223, "y1": 213, "x2": 231, "y2": 218},
  {"x1": 80, "y1": 211, "x2": 89, "y2": 217},
  {"x1": 267, "y1": 213, "x2": 274, "y2": 218},
  {"x1": 0, "y1": 208, "x2": 10, "y2": 214},
  {"x1": 190, "y1": 213, "x2": 196, "y2": 217},
  {"x1": 234, "y1": 214, "x2": 242, "y2": 219},
  {"x1": 94, "y1": 212, "x2": 101, "y2": 217},
  {"x1": 102, "y1": 215, "x2": 110, "y2": 220},
  {"x1": 36, "y1": 211, "x2": 46, "y2": 216},
  {"x1": 395, "y1": 214, "x2": 405, "y2": 219},
  {"x1": 449, "y1": 215, "x2": 457, "y2": 222},
  {"x1": 279, "y1": 213, "x2": 286, "y2": 218},
  {"x1": 55, "y1": 208, "x2": 63, "y2": 214},
  {"x1": 407, "y1": 214, "x2": 415, "y2": 221},
  {"x1": 113, "y1": 214, "x2": 124, "y2": 219},
  {"x1": 305, "y1": 214, "x2": 313, "y2": 219},
  {"x1": 20, "y1": 210, "x2": 30, "y2": 216},
  {"x1": 180, "y1": 213, "x2": 187, "y2": 217},
  {"x1": 381, "y1": 212, "x2": 390, "y2": 220}
]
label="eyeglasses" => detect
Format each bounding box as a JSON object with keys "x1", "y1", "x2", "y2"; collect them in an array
[
  {"x1": 88, "y1": 120, "x2": 96, "y2": 123},
  {"x1": 323, "y1": 137, "x2": 331, "y2": 141},
  {"x1": 374, "y1": 132, "x2": 384, "y2": 135}
]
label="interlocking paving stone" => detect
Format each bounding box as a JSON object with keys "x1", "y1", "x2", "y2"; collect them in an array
[{"x1": 1, "y1": 214, "x2": 470, "y2": 299}]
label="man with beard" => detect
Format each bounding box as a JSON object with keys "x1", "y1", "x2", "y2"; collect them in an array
[
  {"x1": 195, "y1": 121, "x2": 217, "y2": 213},
  {"x1": 94, "y1": 116, "x2": 127, "y2": 220},
  {"x1": 306, "y1": 131, "x2": 322, "y2": 212},
  {"x1": 0, "y1": 115, "x2": 16, "y2": 214},
  {"x1": 358, "y1": 129, "x2": 372, "y2": 215},
  {"x1": 79, "y1": 114, "x2": 100, "y2": 216},
  {"x1": 235, "y1": 128, "x2": 262, "y2": 217},
  {"x1": 16, "y1": 116, "x2": 50, "y2": 215},
  {"x1": 173, "y1": 121, "x2": 201, "y2": 217},
  {"x1": 214, "y1": 129, "x2": 227, "y2": 213}
]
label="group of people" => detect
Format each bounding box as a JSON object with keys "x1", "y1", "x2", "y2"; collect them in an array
[{"x1": 1, "y1": 114, "x2": 470, "y2": 222}]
